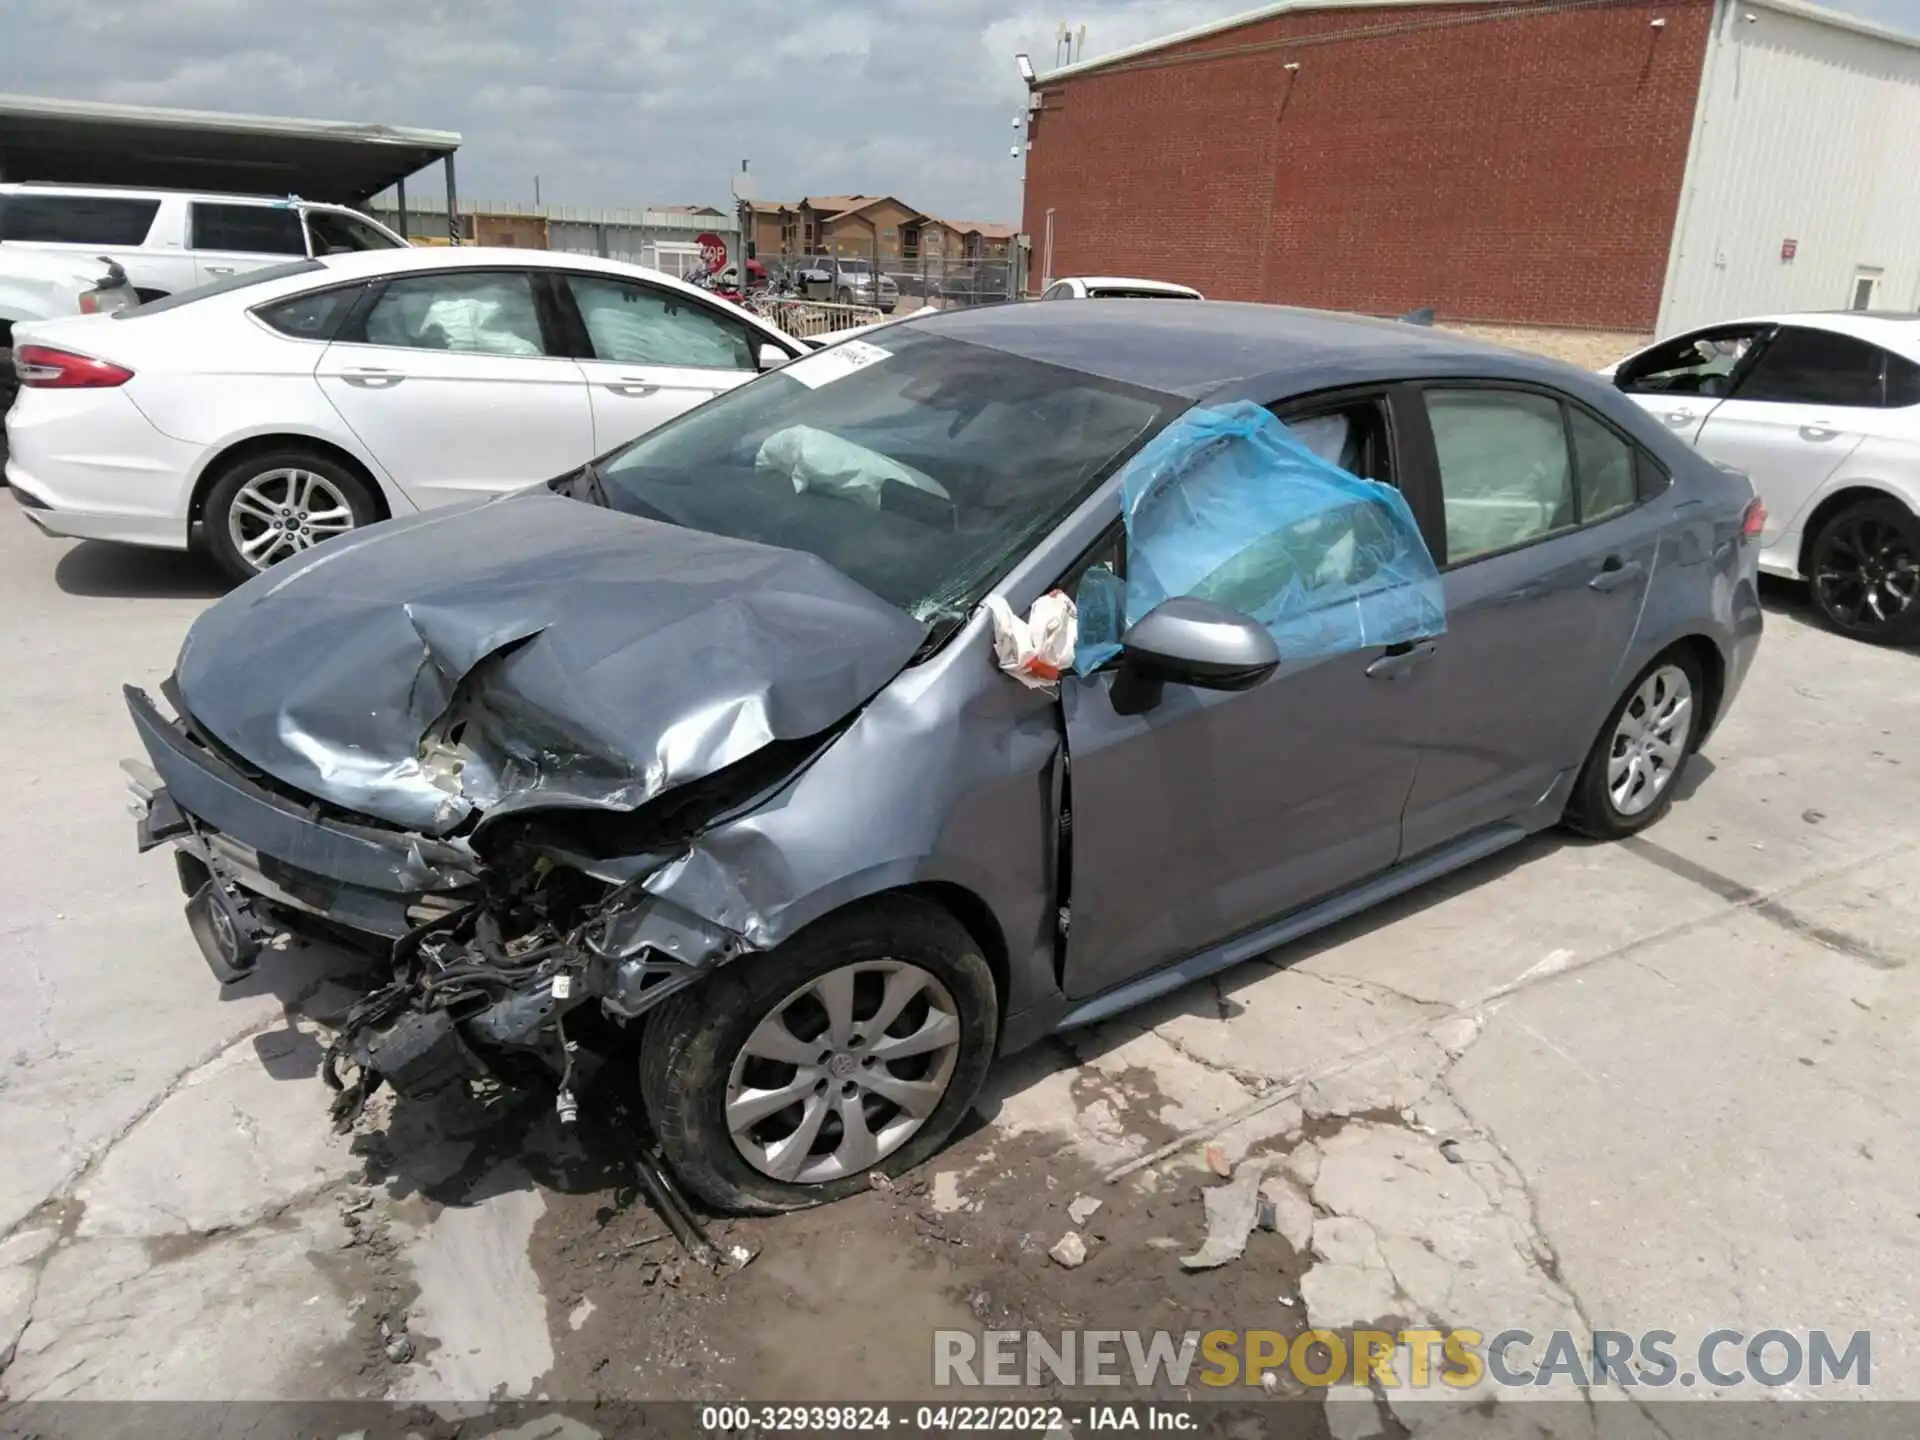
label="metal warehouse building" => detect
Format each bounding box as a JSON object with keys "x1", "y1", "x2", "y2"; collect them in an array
[{"x1": 1018, "y1": 0, "x2": 1920, "y2": 359}]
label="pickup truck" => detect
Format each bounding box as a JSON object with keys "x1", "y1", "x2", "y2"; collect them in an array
[{"x1": 0, "y1": 184, "x2": 407, "y2": 301}]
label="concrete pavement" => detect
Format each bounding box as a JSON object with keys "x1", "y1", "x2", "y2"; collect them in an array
[{"x1": 0, "y1": 494, "x2": 1914, "y2": 1430}]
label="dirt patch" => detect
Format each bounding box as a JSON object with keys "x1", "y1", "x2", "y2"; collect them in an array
[{"x1": 529, "y1": 1097, "x2": 1330, "y2": 1434}]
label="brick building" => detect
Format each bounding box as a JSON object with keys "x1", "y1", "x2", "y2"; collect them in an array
[{"x1": 1020, "y1": 0, "x2": 1920, "y2": 355}]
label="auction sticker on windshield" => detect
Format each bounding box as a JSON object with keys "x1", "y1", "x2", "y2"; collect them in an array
[{"x1": 782, "y1": 339, "x2": 893, "y2": 390}]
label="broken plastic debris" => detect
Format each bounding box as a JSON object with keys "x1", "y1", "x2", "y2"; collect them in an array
[
  {"x1": 1049, "y1": 1231, "x2": 1089, "y2": 1268},
  {"x1": 1067, "y1": 1194, "x2": 1103, "y2": 1226},
  {"x1": 727, "y1": 1242, "x2": 758, "y2": 1269},
  {"x1": 986, "y1": 590, "x2": 1077, "y2": 690},
  {"x1": 1181, "y1": 1159, "x2": 1268, "y2": 1270},
  {"x1": 1205, "y1": 1143, "x2": 1233, "y2": 1178}
]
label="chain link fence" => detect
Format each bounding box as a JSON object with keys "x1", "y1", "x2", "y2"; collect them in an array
[{"x1": 756, "y1": 251, "x2": 1021, "y2": 312}]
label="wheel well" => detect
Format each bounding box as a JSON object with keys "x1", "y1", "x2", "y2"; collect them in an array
[
  {"x1": 188, "y1": 435, "x2": 391, "y2": 526},
  {"x1": 1796, "y1": 486, "x2": 1909, "y2": 577},
  {"x1": 902, "y1": 881, "x2": 1013, "y2": 1025},
  {"x1": 1670, "y1": 635, "x2": 1726, "y2": 747}
]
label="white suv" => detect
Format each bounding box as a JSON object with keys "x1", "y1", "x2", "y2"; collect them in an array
[{"x1": 0, "y1": 184, "x2": 407, "y2": 301}]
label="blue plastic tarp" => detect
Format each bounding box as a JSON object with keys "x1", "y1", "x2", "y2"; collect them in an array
[{"x1": 1075, "y1": 401, "x2": 1446, "y2": 674}]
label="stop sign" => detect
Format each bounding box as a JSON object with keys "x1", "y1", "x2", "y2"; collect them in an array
[{"x1": 696, "y1": 232, "x2": 728, "y2": 270}]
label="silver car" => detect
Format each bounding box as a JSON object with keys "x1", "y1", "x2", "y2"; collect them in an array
[{"x1": 124, "y1": 302, "x2": 1762, "y2": 1213}]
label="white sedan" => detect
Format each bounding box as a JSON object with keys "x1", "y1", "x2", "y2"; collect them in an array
[
  {"x1": 1607, "y1": 310, "x2": 1920, "y2": 643},
  {"x1": 5, "y1": 246, "x2": 803, "y2": 580},
  {"x1": 1037, "y1": 276, "x2": 1203, "y2": 300}
]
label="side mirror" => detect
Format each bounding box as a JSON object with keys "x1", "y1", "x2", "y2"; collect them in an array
[
  {"x1": 757, "y1": 343, "x2": 789, "y2": 372},
  {"x1": 1111, "y1": 596, "x2": 1279, "y2": 714}
]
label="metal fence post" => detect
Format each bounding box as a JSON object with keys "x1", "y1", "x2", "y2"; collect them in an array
[{"x1": 443, "y1": 154, "x2": 461, "y2": 245}]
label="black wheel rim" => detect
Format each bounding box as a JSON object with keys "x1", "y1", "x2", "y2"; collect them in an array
[{"x1": 1812, "y1": 513, "x2": 1920, "y2": 634}]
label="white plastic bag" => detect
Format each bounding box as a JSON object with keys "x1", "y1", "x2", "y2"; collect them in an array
[{"x1": 985, "y1": 590, "x2": 1078, "y2": 690}]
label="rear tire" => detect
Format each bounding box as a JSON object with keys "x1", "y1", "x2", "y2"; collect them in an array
[
  {"x1": 640, "y1": 896, "x2": 998, "y2": 1214},
  {"x1": 201, "y1": 447, "x2": 380, "y2": 584},
  {"x1": 1563, "y1": 649, "x2": 1704, "y2": 840},
  {"x1": 1806, "y1": 495, "x2": 1920, "y2": 646}
]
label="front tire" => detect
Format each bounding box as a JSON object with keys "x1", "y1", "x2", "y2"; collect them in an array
[
  {"x1": 201, "y1": 447, "x2": 380, "y2": 584},
  {"x1": 1563, "y1": 650, "x2": 1704, "y2": 840},
  {"x1": 1806, "y1": 496, "x2": 1920, "y2": 645},
  {"x1": 640, "y1": 896, "x2": 998, "y2": 1214}
]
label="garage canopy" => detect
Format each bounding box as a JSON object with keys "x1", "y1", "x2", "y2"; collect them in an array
[{"x1": 0, "y1": 93, "x2": 460, "y2": 205}]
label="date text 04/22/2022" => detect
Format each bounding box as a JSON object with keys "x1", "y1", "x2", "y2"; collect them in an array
[{"x1": 699, "y1": 1404, "x2": 1194, "y2": 1431}]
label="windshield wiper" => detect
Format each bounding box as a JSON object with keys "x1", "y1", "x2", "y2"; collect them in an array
[{"x1": 558, "y1": 461, "x2": 682, "y2": 528}]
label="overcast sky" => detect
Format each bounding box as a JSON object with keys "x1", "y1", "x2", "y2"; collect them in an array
[{"x1": 5, "y1": 0, "x2": 1918, "y2": 223}]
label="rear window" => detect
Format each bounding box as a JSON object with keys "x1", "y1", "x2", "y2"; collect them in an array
[
  {"x1": 254, "y1": 283, "x2": 366, "y2": 340},
  {"x1": 116, "y1": 260, "x2": 325, "y2": 318},
  {"x1": 0, "y1": 194, "x2": 161, "y2": 245},
  {"x1": 191, "y1": 202, "x2": 307, "y2": 256},
  {"x1": 1887, "y1": 349, "x2": 1920, "y2": 408}
]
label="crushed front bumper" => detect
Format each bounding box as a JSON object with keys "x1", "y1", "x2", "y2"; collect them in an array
[{"x1": 124, "y1": 684, "x2": 478, "y2": 966}]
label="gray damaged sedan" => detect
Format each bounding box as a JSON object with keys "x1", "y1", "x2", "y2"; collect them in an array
[{"x1": 124, "y1": 303, "x2": 1764, "y2": 1213}]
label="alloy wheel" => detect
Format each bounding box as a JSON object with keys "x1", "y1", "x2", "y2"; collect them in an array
[
  {"x1": 725, "y1": 960, "x2": 962, "y2": 1185},
  {"x1": 1812, "y1": 511, "x2": 1920, "y2": 635},
  {"x1": 226, "y1": 467, "x2": 358, "y2": 571},
  {"x1": 1606, "y1": 663, "x2": 1693, "y2": 817}
]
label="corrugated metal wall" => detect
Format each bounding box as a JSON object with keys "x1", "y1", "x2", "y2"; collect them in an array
[
  {"x1": 365, "y1": 200, "x2": 740, "y2": 277},
  {"x1": 1661, "y1": 1, "x2": 1920, "y2": 334}
]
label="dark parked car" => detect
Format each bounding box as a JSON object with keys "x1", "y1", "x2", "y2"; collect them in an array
[{"x1": 124, "y1": 303, "x2": 1762, "y2": 1213}]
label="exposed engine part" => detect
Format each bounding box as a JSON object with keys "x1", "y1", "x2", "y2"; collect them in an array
[{"x1": 361, "y1": 1009, "x2": 477, "y2": 1096}]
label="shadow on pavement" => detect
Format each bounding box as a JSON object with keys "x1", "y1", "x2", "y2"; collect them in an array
[{"x1": 53, "y1": 536, "x2": 228, "y2": 600}]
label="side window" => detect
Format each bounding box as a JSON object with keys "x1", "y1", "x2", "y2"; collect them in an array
[
  {"x1": 191, "y1": 203, "x2": 307, "y2": 256},
  {"x1": 347, "y1": 271, "x2": 547, "y2": 356},
  {"x1": 1887, "y1": 350, "x2": 1920, "y2": 409},
  {"x1": 1567, "y1": 408, "x2": 1637, "y2": 524},
  {"x1": 0, "y1": 194, "x2": 160, "y2": 245},
  {"x1": 1730, "y1": 326, "x2": 1884, "y2": 407},
  {"x1": 1041, "y1": 283, "x2": 1070, "y2": 300},
  {"x1": 253, "y1": 284, "x2": 365, "y2": 341},
  {"x1": 1274, "y1": 398, "x2": 1394, "y2": 486},
  {"x1": 1615, "y1": 327, "x2": 1764, "y2": 398},
  {"x1": 563, "y1": 273, "x2": 755, "y2": 369},
  {"x1": 1425, "y1": 389, "x2": 1574, "y2": 564},
  {"x1": 305, "y1": 209, "x2": 401, "y2": 253}
]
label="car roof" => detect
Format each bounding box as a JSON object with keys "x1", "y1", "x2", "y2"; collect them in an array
[
  {"x1": 1699, "y1": 309, "x2": 1920, "y2": 350},
  {"x1": 894, "y1": 300, "x2": 1578, "y2": 402},
  {"x1": 0, "y1": 181, "x2": 361, "y2": 209}
]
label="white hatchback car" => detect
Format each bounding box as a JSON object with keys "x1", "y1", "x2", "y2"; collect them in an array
[
  {"x1": 1607, "y1": 311, "x2": 1920, "y2": 643},
  {"x1": 6, "y1": 246, "x2": 804, "y2": 579}
]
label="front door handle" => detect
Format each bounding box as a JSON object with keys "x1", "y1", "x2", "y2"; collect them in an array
[
  {"x1": 605, "y1": 381, "x2": 661, "y2": 398},
  {"x1": 1589, "y1": 555, "x2": 1646, "y2": 592},
  {"x1": 1365, "y1": 639, "x2": 1439, "y2": 680},
  {"x1": 204, "y1": 265, "x2": 235, "y2": 277},
  {"x1": 339, "y1": 366, "x2": 404, "y2": 389},
  {"x1": 1798, "y1": 421, "x2": 1840, "y2": 442},
  {"x1": 1662, "y1": 410, "x2": 1696, "y2": 428}
]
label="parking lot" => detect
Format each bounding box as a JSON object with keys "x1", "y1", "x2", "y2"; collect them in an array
[{"x1": 1, "y1": 489, "x2": 1917, "y2": 1432}]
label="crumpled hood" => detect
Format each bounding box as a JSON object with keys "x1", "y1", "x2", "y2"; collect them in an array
[{"x1": 174, "y1": 490, "x2": 928, "y2": 836}]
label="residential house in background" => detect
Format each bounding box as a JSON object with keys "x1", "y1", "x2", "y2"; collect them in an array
[{"x1": 748, "y1": 196, "x2": 1016, "y2": 267}]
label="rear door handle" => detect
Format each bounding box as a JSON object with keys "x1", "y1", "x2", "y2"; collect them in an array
[
  {"x1": 1365, "y1": 639, "x2": 1438, "y2": 680},
  {"x1": 339, "y1": 366, "x2": 404, "y2": 388},
  {"x1": 1589, "y1": 555, "x2": 1645, "y2": 592},
  {"x1": 1798, "y1": 421, "x2": 1840, "y2": 442},
  {"x1": 204, "y1": 265, "x2": 235, "y2": 277},
  {"x1": 605, "y1": 380, "x2": 661, "y2": 397},
  {"x1": 1662, "y1": 410, "x2": 1696, "y2": 428}
]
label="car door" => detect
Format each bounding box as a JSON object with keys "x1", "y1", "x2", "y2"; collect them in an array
[
  {"x1": 1690, "y1": 325, "x2": 1880, "y2": 550},
  {"x1": 550, "y1": 269, "x2": 775, "y2": 451},
  {"x1": 189, "y1": 201, "x2": 310, "y2": 286},
  {"x1": 1395, "y1": 385, "x2": 1665, "y2": 857},
  {"x1": 315, "y1": 267, "x2": 595, "y2": 508},
  {"x1": 1612, "y1": 323, "x2": 1772, "y2": 444},
  {"x1": 1059, "y1": 390, "x2": 1430, "y2": 1000}
]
